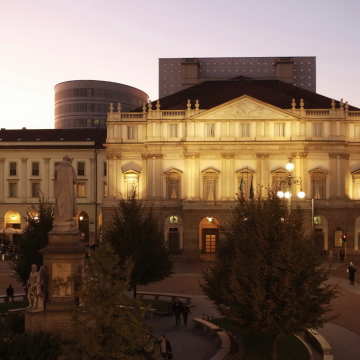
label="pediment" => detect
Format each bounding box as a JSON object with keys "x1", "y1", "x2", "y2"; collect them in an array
[
  {"x1": 271, "y1": 167, "x2": 288, "y2": 174},
  {"x1": 123, "y1": 169, "x2": 140, "y2": 175},
  {"x1": 201, "y1": 166, "x2": 220, "y2": 174},
  {"x1": 309, "y1": 167, "x2": 328, "y2": 175},
  {"x1": 164, "y1": 167, "x2": 183, "y2": 174},
  {"x1": 351, "y1": 168, "x2": 360, "y2": 175},
  {"x1": 191, "y1": 95, "x2": 300, "y2": 120},
  {"x1": 236, "y1": 167, "x2": 255, "y2": 174}
]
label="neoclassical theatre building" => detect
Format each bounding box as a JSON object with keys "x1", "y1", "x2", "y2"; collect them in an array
[
  {"x1": 102, "y1": 76, "x2": 360, "y2": 260},
  {"x1": 1, "y1": 76, "x2": 360, "y2": 261}
]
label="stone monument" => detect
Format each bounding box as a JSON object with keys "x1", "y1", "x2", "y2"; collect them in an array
[{"x1": 25, "y1": 155, "x2": 86, "y2": 333}]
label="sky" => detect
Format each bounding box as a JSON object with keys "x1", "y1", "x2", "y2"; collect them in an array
[{"x1": 1, "y1": 0, "x2": 359, "y2": 129}]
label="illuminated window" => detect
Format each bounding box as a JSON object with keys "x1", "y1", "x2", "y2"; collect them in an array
[
  {"x1": 169, "y1": 215, "x2": 178, "y2": 224},
  {"x1": 313, "y1": 216, "x2": 323, "y2": 225},
  {"x1": 32, "y1": 182, "x2": 40, "y2": 198},
  {"x1": 169, "y1": 124, "x2": 178, "y2": 138},
  {"x1": 276, "y1": 123, "x2": 285, "y2": 137},
  {"x1": 313, "y1": 123, "x2": 322, "y2": 137},
  {"x1": 103, "y1": 182, "x2": 107, "y2": 198},
  {"x1": 9, "y1": 162, "x2": 17, "y2": 176},
  {"x1": 9, "y1": 182, "x2": 17, "y2": 197},
  {"x1": 77, "y1": 182, "x2": 86, "y2": 197},
  {"x1": 309, "y1": 168, "x2": 327, "y2": 200},
  {"x1": 202, "y1": 168, "x2": 220, "y2": 203},
  {"x1": 241, "y1": 123, "x2": 250, "y2": 137},
  {"x1": 32, "y1": 162, "x2": 39, "y2": 176},
  {"x1": 271, "y1": 168, "x2": 288, "y2": 193},
  {"x1": 77, "y1": 162, "x2": 85, "y2": 176},
  {"x1": 127, "y1": 126, "x2": 137, "y2": 140},
  {"x1": 206, "y1": 124, "x2": 215, "y2": 137},
  {"x1": 165, "y1": 168, "x2": 182, "y2": 200}
]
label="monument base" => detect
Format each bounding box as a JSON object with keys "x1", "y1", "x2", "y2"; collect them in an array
[{"x1": 24, "y1": 309, "x2": 74, "y2": 334}]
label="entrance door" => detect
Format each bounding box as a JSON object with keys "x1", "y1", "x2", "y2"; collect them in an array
[
  {"x1": 168, "y1": 229, "x2": 179, "y2": 253},
  {"x1": 202, "y1": 229, "x2": 219, "y2": 254},
  {"x1": 314, "y1": 229, "x2": 324, "y2": 255}
]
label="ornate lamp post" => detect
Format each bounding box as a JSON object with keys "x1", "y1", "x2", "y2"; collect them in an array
[{"x1": 276, "y1": 157, "x2": 305, "y2": 207}]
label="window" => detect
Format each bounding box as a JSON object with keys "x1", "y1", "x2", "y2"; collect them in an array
[
  {"x1": 241, "y1": 123, "x2": 250, "y2": 137},
  {"x1": 9, "y1": 183, "x2": 17, "y2": 197},
  {"x1": 276, "y1": 123, "x2": 285, "y2": 137},
  {"x1": 9, "y1": 162, "x2": 17, "y2": 176},
  {"x1": 351, "y1": 169, "x2": 360, "y2": 199},
  {"x1": 103, "y1": 182, "x2": 107, "y2": 198},
  {"x1": 206, "y1": 179, "x2": 215, "y2": 200},
  {"x1": 77, "y1": 162, "x2": 85, "y2": 176},
  {"x1": 32, "y1": 162, "x2": 39, "y2": 176},
  {"x1": 313, "y1": 123, "x2": 322, "y2": 137},
  {"x1": 237, "y1": 169, "x2": 255, "y2": 197},
  {"x1": 169, "y1": 215, "x2": 178, "y2": 224},
  {"x1": 206, "y1": 124, "x2": 215, "y2": 137},
  {"x1": 103, "y1": 162, "x2": 107, "y2": 176},
  {"x1": 165, "y1": 169, "x2": 182, "y2": 200},
  {"x1": 271, "y1": 168, "x2": 288, "y2": 193},
  {"x1": 169, "y1": 124, "x2": 178, "y2": 138},
  {"x1": 127, "y1": 126, "x2": 137, "y2": 140},
  {"x1": 77, "y1": 182, "x2": 86, "y2": 197},
  {"x1": 309, "y1": 168, "x2": 327, "y2": 200},
  {"x1": 202, "y1": 168, "x2": 220, "y2": 203},
  {"x1": 32, "y1": 183, "x2": 40, "y2": 198},
  {"x1": 123, "y1": 170, "x2": 140, "y2": 198}
]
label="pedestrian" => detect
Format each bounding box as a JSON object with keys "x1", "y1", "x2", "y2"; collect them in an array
[
  {"x1": 159, "y1": 335, "x2": 172, "y2": 359},
  {"x1": 328, "y1": 249, "x2": 333, "y2": 261},
  {"x1": 182, "y1": 302, "x2": 191, "y2": 326},
  {"x1": 172, "y1": 297, "x2": 183, "y2": 326},
  {"x1": 6, "y1": 284, "x2": 14, "y2": 301},
  {"x1": 144, "y1": 334, "x2": 154, "y2": 360},
  {"x1": 340, "y1": 249, "x2": 345, "y2": 261},
  {"x1": 347, "y1": 262, "x2": 356, "y2": 285},
  {"x1": 321, "y1": 248, "x2": 326, "y2": 257}
]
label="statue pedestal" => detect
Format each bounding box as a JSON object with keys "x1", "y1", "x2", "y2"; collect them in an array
[{"x1": 24, "y1": 227, "x2": 86, "y2": 333}]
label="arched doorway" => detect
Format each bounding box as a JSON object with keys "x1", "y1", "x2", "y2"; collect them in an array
[
  {"x1": 199, "y1": 217, "x2": 220, "y2": 254},
  {"x1": 2, "y1": 210, "x2": 22, "y2": 244},
  {"x1": 313, "y1": 215, "x2": 328, "y2": 253},
  {"x1": 78, "y1": 211, "x2": 89, "y2": 243},
  {"x1": 164, "y1": 215, "x2": 183, "y2": 254}
]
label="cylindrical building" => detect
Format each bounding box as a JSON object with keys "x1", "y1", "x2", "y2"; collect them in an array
[{"x1": 54, "y1": 80, "x2": 148, "y2": 129}]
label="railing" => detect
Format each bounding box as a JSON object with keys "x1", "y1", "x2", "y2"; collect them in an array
[
  {"x1": 162, "y1": 111, "x2": 186, "y2": 117},
  {"x1": 305, "y1": 110, "x2": 330, "y2": 117},
  {"x1": 347, "y1": 112, "x2": 360, "y2": 118},
  {"x1": 121, "y1": 113, "x2": 144, "y2": 119}
]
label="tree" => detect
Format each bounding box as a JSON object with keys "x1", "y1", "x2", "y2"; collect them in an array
[
  {"x1": 9, "y1": 195, "x2": 53, "y2": 285},
  {"x1": 104, "y1": 192, "x2": 173, "y2": 297},
  {"x1": 201, "y1": 189, "x2": 337, "y2": 360},
  {"x1": 64, "y1": 243, "x2": 152, "y2": 360}
]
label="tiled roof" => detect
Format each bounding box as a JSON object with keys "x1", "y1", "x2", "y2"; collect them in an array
[
  {"x1": 134, "y1": 76, "x2": 360, "y2": 112},
  {"x1": 0, "y1": 128, "x2": 107, "y2": 148}
]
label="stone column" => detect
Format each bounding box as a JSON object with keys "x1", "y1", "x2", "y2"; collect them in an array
[
  {"x1": 340, "y1": 153, "x2": 350, "y2": 198},
  {"x1": 115, "y1": 155, "x2": 123, "y2": 199},
  {"x1": 221, "y1": 156, "x2": 226, "y2": 199},
  {"x1": 264, "y1": 154, "x2": 270, "y2": 188},
  {"x1": 298, "y1": 152, "x2": 308, "y2": 198},
  {"x1": 43, "y1": 158, "x2": 50, "y2": 199},
  {"x1": 256, "y1": 154, "x2": 263, "y2": 194},
  {"x1": 328, "y1": 153, "x2": 337, "y2": 199},
  {"x1": 184, "y1": 154, "x2": 192, "y2": 200},
  {"x1": 141, "y1": 154, "x2": 148, "y2": 199},
  {"x1": 195, "y1": 154, "x2": 200, "y2": 200},
  {"x1": 89, "y1": 158, "x2": 95, "y2": 203},
  {"x1": 21, "y1": 158, "x2": 28, "y2": 202},
  {"x1": 0, "y1": 158, "x2": 4, "y2": 203}
]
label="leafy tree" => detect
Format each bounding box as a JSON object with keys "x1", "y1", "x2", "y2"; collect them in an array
[
  {"x1": 9, "y1": 195, "x2": 53, "y2": 285},
  {"x1": 104, "y1": 192, "x2": 173, "y2": 297},
  {"x1": 201, "y1": 189, "x2": 337, "y2": 360},
  {"x1": 64, "y1": 243, "x2": 152, "y2": 360}
]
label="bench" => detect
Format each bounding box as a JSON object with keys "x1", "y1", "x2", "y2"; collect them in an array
[
  {"x1": 137, "y1": 291, "x2": 194, "y2": 305},
  {"x1": 0, "y1": 294, "x2": 27, "y2": 303},
  {"x1": 192, "y1": 317, "x2": 220, "y2": 335},
  {"x1": 209, "y1": 348, "x2": 229, "y2": 360},
  {"x1": 217, "y1": 331, "x2": 231, "y2": 349},
  {"x1": 305, "y1": 329, "x2": 333, "y2": 360}
]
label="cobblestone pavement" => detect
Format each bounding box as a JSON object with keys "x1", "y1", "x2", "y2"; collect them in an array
[{"x1": 2, "y1": 259, "x2": 360, "y2": 359}]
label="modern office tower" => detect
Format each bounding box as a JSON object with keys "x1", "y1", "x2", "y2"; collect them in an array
[
  {"x1": 55, "y1": 80, "x2": 148, "y2": 129},
  {"x1": 159, "y1": 57, "x2": 316, "y2": 98}
]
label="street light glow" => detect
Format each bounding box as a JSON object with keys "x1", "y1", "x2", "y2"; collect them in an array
[
  {"x1": 277, "y1": 191, "x2": 284, "y2": 198},
  {"x1": 284, "y1": 191, "x2": 291, "y2": 199},
  {"x1": 298, "y1": 191, "x2": 305, "y2": 198}
]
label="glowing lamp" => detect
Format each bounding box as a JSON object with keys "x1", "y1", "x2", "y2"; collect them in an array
[
  {"x1": 79, "y1": 216, "x2": 84, "y2": 221},
  {"x1": 286, "y1": 162, "x2": 294, "y2": 172},
  {"x1": 207, "y1": 216, "x2": 213, "y2": 223},
  {"x1": 298, "y1": 191, "x2": 305, "y2": 199},
  {"x1": 277, "y1": 191, "x2": 284, "y2": 198},
  {"x1": 284, "y1": 191, "x2": 291, "y2": 199}
]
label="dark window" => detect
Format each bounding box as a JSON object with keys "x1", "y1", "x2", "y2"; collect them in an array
[
  {"x1": 104, "y1": 162, "x2": 107, "y2": 176},
  {"x1": 78, "y1": 162, "x2": 85, "y2": 176},
  {"x1": 32, "y1": 162, "x2": 39, "y2": 176},
  {"x1": 10, "y1": 162, "x2": 17, "y2": 176},
  {"x1": 32, "y1": 183, "x2": 40, "y2": 198}
]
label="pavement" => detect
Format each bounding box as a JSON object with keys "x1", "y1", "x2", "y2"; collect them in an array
[{"x1": 2, "y1": 259, "x2": 360, "y2": 359}]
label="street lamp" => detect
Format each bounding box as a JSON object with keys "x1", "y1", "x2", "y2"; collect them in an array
[{"x1": 276, "y1": 157, "x2": 305, "y2": 206}]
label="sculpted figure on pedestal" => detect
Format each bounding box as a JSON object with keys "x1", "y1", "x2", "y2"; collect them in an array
[
  {"x1": 26, "y1": 264, "x2": 44, "y2": 311},
  {"x1": 54, "y1": 155, "x2": 77, "y2": 222}
]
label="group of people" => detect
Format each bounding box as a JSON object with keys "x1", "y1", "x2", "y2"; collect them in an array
[
  {"x1": 172, "y1": 297, "x2": 191, "y2": 326},
  {"x1": 144, "y1": 334, "x2": 172, "y2": 360}
]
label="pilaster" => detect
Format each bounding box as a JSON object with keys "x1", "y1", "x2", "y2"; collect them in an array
[
  {"x1": 0, "y1": 158, "x2": 4, "y2": 203},
  {"x1": 43, "y1": 158, "x2": 50, "y2": 198},
  {"x1": 21, "y1": 158, "x2": 28, "y2": 202}
]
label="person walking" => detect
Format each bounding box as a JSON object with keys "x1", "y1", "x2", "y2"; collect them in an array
[
  {"x1": 328, "y1": 249, "x2": 333, "y2": 261},
  {"x1": 144, "y1": 334, "x2": 154, "y2": 360},
  {"x1": 340, "y1": 249, "x2": 345, "y2": 261},
  {"x1": 348, "y1": 262, "x2": 356, "y2": 285},
  {"x1": 6, "y1": 284, "x2": 14, "y2": 301},
  {"x1": 159, "y1": 335, "x2": 172, "y2": 359},
  {"x1": 172, "y1": 297, "x2": 183, "y2": 326},
  {"x1": 182, "y1": 302, "x2": 191, "y2": 326}
]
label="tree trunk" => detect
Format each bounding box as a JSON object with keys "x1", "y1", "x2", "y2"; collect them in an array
[
  {"x1": 272, "y1": 333, "x2": 278, "y2": 360},
  {"x1": 133, "y1": 284, "x2": 137, "y2": 298}
]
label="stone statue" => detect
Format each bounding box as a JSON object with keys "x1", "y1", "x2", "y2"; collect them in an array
[
  {"x1": 54, "y1": 155, "x2": 77, "y2": 222},
  {"x1": 26, "y1": 264, "x2": 44, "y2": 311}
]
